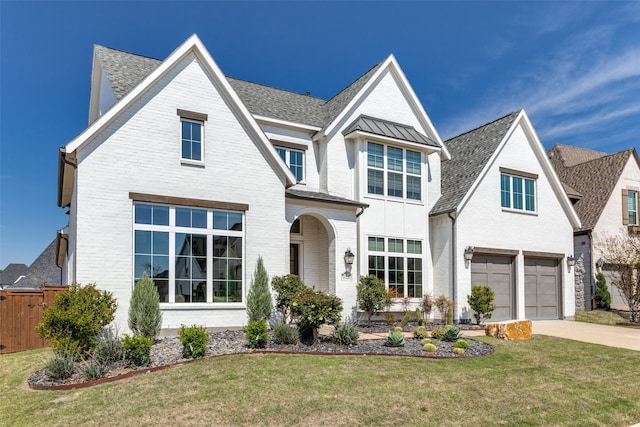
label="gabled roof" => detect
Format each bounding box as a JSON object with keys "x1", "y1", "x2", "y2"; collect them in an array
[
  {"x1": 549, "y1": 144, "x2": 639, "y2": 231},
  {"x1": 0, "y1": 263, "x2": 28, "y2": 286},
  {"x1": 343, "y1": 115, "x2": 440, "y2": 148},
  {"x1": 431, "y1": 111, "x2": 521, "y2": 215},
  {"x1": 94, "y1": 45, "x2": 162, "y2": 100},
  {"x1": 20, "y1": 239, "x2": 61, "y2": 287}
]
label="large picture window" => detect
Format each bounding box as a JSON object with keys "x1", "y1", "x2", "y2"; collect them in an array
[
  {"x1": 134, "y1": 203, "x2": 244, "y2": 304},
  {"x1": 367, "y1": 143, "x2": 422, "y2": 200},
  {"x1": 367, "y1": 236, "x2": 423, "y2": 298},
  {"x1": 500, "y1": 173, "x2": 536, "y2": 212}
]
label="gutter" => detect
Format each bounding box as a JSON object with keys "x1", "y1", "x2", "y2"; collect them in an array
[
  {"x1": 57, "y1": 147, "x2": 77, "y2": 208},
  {"x1": 447, "y1": 211, "x2": 457, "y2": 322}
]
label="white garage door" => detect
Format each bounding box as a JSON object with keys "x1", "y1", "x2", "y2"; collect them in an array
[
  {"x1": 524, "y1": 258, "x2": 560, "y2": 320},
  {"x1": 471, "y1": 255, "x2": 515, "y2": 321}
]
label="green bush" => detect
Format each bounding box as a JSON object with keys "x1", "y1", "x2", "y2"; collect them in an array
[
  {"x1": 399, "y1": 310, "x2": 413, "y2": 329},
  {"x1": 467, "y1": 285, "x2": 496, "y2": 325},
  {"x1": 332, "y1": 318, "x2": 359, "y2": 345},
  {"x1": 272, "y1": 320, "x2": 299, "y2": 345},
  {"x1": 422, "y1": 343, "x2": 437, "y2": 352},
  {"x1": 45, "y1": 351, "x2": 76, "y2": 381},
  {"x1": 385, "y1": 330, "x2": 405, "y2": 347},
  {"x1": 421, "y1": 338, "x2": 435, "y2": 346},
  {"x1": 291, "y1": 287, "x2": 343, "y2": 342},
  {"x1": 245, "y1": 319, "x2": 268, "y2": 349},
  {"x1": 37, "y1": 283, "x2": 117, "y2": 356},
  {"x1": 594, "y1": 272, "x2": 612, "y2": 310},
  {"x1": 413, "y1": 326, "x2": 428, "y2": 339},
  {"x1": 247, "y1": 257, "x2": 273, "y2": 322},
  {"x1": 453, "y1": 340, "x2": 470, "y2": 349},
  {"x1": 453, "y1": 347, "x2": 465, "y2": 355},
  {"x1": 431, "y1": 327, "x2": 445, "y2": 340},
  {"x1": 442, "y1": 327, "x2": 462, "y2": 342},
  {"x1": 92, "y1": 327, "x2": 124, "y2": 367},
  {"x1": 128, "y1": 274, "x2": 162, "y2": 340},
  {"x1": 356, "y1": 275, "x2": 387, "y2": 324},
  {"x1": 81, "y1": 360, "x2": 105, "y2": 381},
  {"x1": 271, "y1": 274, "x2": 305, "y2": 323},
  {"x1": 178, "y1": 324, "x2": 209, "y2": 358},
  {"x1": 122, "y1": 335, "x2": 153, "y2": 367}
]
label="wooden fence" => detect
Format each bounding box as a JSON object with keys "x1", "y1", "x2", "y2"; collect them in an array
[{"x1": 0, "y1": 286, "x2": 67, "y2": 354}]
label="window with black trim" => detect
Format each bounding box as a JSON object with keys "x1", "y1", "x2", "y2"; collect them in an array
[
  {"x1": 177, "y1": 109, "x2": 208, "y2": 163},
  {"x1": 367, "y1": 236, "x2": 423, "y2": 298},
  {"x1": 367, "y1": 142, "x2": 422, "y2": 200}
]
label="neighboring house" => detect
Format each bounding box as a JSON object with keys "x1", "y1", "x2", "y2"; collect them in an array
[
  {"x1": 56, "y1": 34, "x2": 450, "y2": 330},
  {"x1": 0, "y1": 263, "x2": 28, "y2": 288},
  {"x1": 1, "y1": 239, "x2": 62, "y2": 289},
  {"x1": 549, "y1": 144, "x2": 640, "y2": 310},
  {"x1": 430, "y1": 111, "x2": 581, "y2": 321}
]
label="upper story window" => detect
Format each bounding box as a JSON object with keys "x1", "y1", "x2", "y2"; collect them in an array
[
  {"x1": 623, "y1": 189, "x2": 639, "y2": 226},
  {"x1": 276, "y1": 147, "x2": 304, "y2": 181},
  {"x1": 367, "y1": 142, "x2": 422, "y2": 200},
  {"x1": 177, "y1": 109, "x2": 208, "y2": 163},
  {"x1": 500, "y1": 169, "x2": 537, "y2": 212}
]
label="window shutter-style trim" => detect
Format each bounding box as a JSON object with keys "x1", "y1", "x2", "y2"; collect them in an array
[
  {"x1": 271, "y1": 140, "x2": 308, "y2": 151},
  {"x1": 499, "y1": 167, "x2": 538, "y2": 180},
  {"x1": 622, "y1": 189, "x2": 629, "y2": 225},
  {"x1": 522, "y1": 251, "x2": 564, "y2": 260},
  {"x1": 177, "y1": 109, "x2": 208, "y2": 122},
  {"x1": 129, "y1": 192, "x2": 248, "y2": 212},
  {"x1": 472, "y1": 247, "x2": 519, "y2": 256}
]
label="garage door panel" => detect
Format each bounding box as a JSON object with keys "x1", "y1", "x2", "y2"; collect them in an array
[
  {"x1": 525, "y1": 258, "x2": 560, "y2": 320},
  {"x1": 471, "y1": 255, "x2": 514, "y2": 321}
]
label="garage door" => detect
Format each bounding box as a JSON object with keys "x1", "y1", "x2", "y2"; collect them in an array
[
  {"x1": 525, "y1": 258, "x2": 560, "y2": 320},
  {"x1": 471, "y1": 255, "x2": 514, "y2": 321},
  {"x1": 602, "y1": 267, "x2": 627, "y2": 309}
]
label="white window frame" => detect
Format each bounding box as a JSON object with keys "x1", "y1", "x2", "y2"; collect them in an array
[
  {"x1": 180, "y1": 119, "x2": 204, "y2": 165},
  {"x1": 133, "y1": 203, "x2": 244, "y2": 306},
  {"x1": 500, "y1": 172, "x2": 537, "y2": 213},
  {"x1": 366, "y1": 142, "x2": 422, "y2": 201},
  {"x1": 276, "y1": 147, "x2": 305, "y2": 182},
  {"x1": 367, "y1": 236, "x2": 423, "y2": 299},
  {"x1": 629, "y1": 190, "x2": 638, "y2": 225}
]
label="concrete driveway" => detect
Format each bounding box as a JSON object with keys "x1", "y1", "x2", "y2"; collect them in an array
[{"x1": 533, "y1": 320, "x2": 640, "y2": 351}]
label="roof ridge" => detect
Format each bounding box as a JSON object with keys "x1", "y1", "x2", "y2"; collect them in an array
[
  {"x1": 357, "y1": 114, "x2": 420, "y2": 129},
  {"x1": 562, "y1": 147, "x2": 631, "y2": 169},
  {"x1": 226, "y1": 76, "x2": 327, "y2": 101},
  {"x1": 446, "y1": 110, "x2": 521, "y2": 142},
  {"x1": 95, "y1": 44, "x2": 162, "y2": 62}
]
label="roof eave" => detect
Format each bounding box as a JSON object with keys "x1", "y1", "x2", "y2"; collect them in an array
[{"x1": 344, "y1": 130, "x2": 441, "y2": 154}]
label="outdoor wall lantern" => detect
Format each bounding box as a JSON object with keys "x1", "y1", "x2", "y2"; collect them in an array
[
  {"x1": 596, "y1": 257, "x2": 605, "y2": 272},
  {"x1": 344, "y1": 248, "x2": 355, "y2": 277},
  {"x1": 567, "y1": 255, "x2": 576, "y2": 269},
  {"x1": 464, "y1": 246, "x2": 474, "y2": 262}
]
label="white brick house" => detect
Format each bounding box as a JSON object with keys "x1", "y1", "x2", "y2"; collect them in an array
[{"x1": 56, "y1": 34, "x2": 449, "y2": 330}]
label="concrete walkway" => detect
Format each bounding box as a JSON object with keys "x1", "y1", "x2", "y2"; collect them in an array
[{"x1": 532, "y1": 320, "x2": 640, "y2": 352}]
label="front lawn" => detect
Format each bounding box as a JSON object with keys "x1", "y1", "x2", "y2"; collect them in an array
[
  {"x1": 3, "y1": 335, "x2": 640, "y2": 426},
  {"x1": 575, "y1": 309, "x2": 628, "y2": 325}
]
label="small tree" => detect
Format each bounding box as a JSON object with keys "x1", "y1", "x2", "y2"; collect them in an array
[
  {"x1": 421, "y1": 294, "x2": 433, "y2": 323},
  {"x1": 599, "y1": 235, "x2": 640, "y2": 322},
  {"x1": 37, "y1": 283, "x2": 117, "y2": 356},
  {"x1": 356, "y1": 275, "x2": 387, "y2": 324},
  {"x1": 291, "y1": 287, "x2": 343, "y2": 343},
  {"x1": 246, "y1": 257, "x2": 273, "y2": 322},
  {"x1": 129, "y1": 274, "x2": 162, "y2": 339},
  {"x1": 593, "y1": 272, "x2": 611, "y2": 310},
  {"x1": 434, "y1": 295, "x2": 450, "y2": 324},
  {"x1": 467, "y1": 285, "x2": 496, "y2": 325},
  {"x1": 271, "y1": 274, "x2": 305, "y2": 324}
]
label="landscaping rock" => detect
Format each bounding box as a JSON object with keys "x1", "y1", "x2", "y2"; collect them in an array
[{"x1": 485, "y1": 319, "x2": 532, "y2": 340}]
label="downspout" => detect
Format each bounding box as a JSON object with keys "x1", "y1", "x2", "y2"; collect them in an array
[
  {"x1": 588, "y1": 231, "x2": 593, "y2": 310},
  {"x1": 447, "y1": 211, "x2": 457, "y2": 322},
  {"x1": 58, "y1": 233, "x2": 69, "y2": 286}
]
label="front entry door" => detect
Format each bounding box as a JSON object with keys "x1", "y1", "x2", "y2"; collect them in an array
[{"x1": 290, "y1": 244, "x2": 300, "y2": 276}]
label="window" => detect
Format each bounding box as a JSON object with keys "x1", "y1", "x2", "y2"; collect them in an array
[
  {"x1": 181, "y1": 120, "x2": 202, "y2": 161},
  {"x1": 367, "y1": 143, "x2": 421, "y2": 200},
  {"x1": 500, "y1": 173, "x2": 536, "y2": 212},
  {"x1": 276, "y1": 147, "x2": 304, "y2": 181},
  {"x1": 628, "y1": 190, "x2": 638, "y2": 225},
  {"x1": 134, "y1": 203, "x2": 244, "y2": 304},
  {"x1": 367, "y1": 236, "x2": 423, "y2": 298}
]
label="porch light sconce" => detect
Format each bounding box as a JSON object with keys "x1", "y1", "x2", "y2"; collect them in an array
[
  {"x1": 567, "y1": 255, "x2": 576, "y2": 269},
  {"x1": 596, "y1": 257, "x2": 605, "y2": 272},
  {"x1": 344, "y1": 248, "x2": 355, "y2": 277},
  {"x1": 464, "y1": 247, "x2": 474, "y2": 262}
]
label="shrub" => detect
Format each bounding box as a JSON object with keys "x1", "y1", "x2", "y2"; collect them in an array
[
  {"x1": 430, "y1": 327, "x2": 445, "y2": 340},
  {"x1": 422, "y1": 343, "x2": 437, "y2": 352},
  {"x1": 128, "y1": 274, "x2": 162, "y2": 340},
  {"x1": 178, "y1": 324, "x2": 209, "y2": 358},
  {"x1": 467, "y1": 285, "x2": 496, "y2": 325},
  {"x1": 453, "y1": 340, "x2": 470, "y2": 349},
  {"x1": 382, "y1": 312, "x2": 396, "y2": 325},
  {"x1": 385, "y1": 330, "x2": 405, "y2": 347},
  {"x1": 442, "y1": 327, "x2": 462, "y2": 342},
  {"x1": 92, "y1": 327, "x2": 124, "y2": 367},
  {"x1": 81, "y1": 360, "x2": 105, "y2": 381},
  {"x1": 421, "y1": 294, "x2": 433, "y2": 322},
  {"x1": 421, "y1": 338, "x2": 435, "y2": 346},
  {"x1": 453, "y1": 347, "x2": 465, "y2": 355},
  {"x1": 472, "y1": 325, "x2": 482, "y2": 330},
  {"x1": 434, "y1": 295, "x2": 450, "y2": 323},
  {"x1": 413, "y1": 326, "x2": 428, "y2": 339},
  {"x1": 291, "y1": 287, "x2": 343, "y2": 342},
  {"x1": 594, "y1": 272, "x2": 612, "y2": 310},
  {"x1": 399, "y1": 310, "x2": 413, "y2": 329},
  {"x1": 37, "y1": 283, "x2": 117, "y2": 356},
  {"x1": 247, "y1": 257, "x2": 273, "y2": 322},
  {"x1": 356, "y1": 275, "x2": 387, "y2": 324},
  {"x1": 122, "y1": 335, "x2": 153, "y2": 367},
  {"x1": 271, "y1": 274, "x2": 305, "y2": 323},
  {"x1": 245, "y1": 319, "x2": 268, "y2": 349},
  {"x1": 45, "y1": 351, "x2": 76, "y2": 381},
  {"x1": 332, "y1": 318, "x2": 359, "y2": 345},
  {"x1": 272, "y1": 320, "x2": 299, "y2": 345}
]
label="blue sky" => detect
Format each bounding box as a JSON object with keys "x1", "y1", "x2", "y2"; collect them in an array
[{"x1": 1, "y1": 1, "x2": 639, "y2": 268}]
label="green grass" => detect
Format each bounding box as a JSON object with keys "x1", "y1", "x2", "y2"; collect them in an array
[
  {"x1": 575, "y1": 310, "x2": 628, "y2": 325},
  {"x1": 2, "y1": 336, "x2": 640, "y2": 426}
]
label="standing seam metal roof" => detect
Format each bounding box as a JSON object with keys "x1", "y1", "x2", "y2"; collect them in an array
[{"x1": 343, "y1": 115, "x2": 439, "y2": 147}]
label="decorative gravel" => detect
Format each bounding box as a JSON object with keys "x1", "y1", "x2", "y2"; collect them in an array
[{"x1": 28, "y1": 329, "x2": 493, "y2": 389}]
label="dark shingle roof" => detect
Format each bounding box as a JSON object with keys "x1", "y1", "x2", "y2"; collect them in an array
[
  {"x1": 431, "y1": 111, "x2": 521, "y2": 216},
  {"x1": 93, "y1": 45, "x2": 383, "y2": 130},
  {"x1": 286, "y1": 188, "x2": 368, "y2": 208},
  {"x1": 343, "y1": 115, "x2": 439, "y2": 147},
  {"x1": 549, "y1": 144, "x2": 636, "y2": 231},
  {"x1": 0, "y1": 263, "x2": 28, "y2": 286}
]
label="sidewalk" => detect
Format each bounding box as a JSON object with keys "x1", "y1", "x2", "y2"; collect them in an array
[{"x1": 532, "y1": 320, "x2": 640, "y2": 352}]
